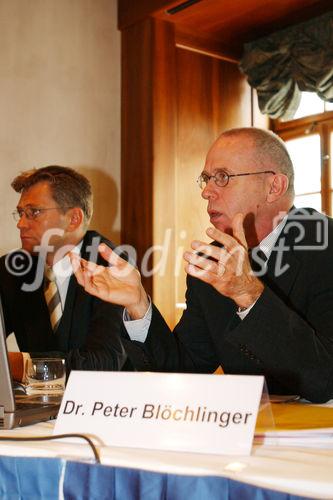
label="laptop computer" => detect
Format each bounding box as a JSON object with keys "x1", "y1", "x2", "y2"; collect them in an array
[{"x1": 0, "y1": 298, "x2": 60, "y2": 429}]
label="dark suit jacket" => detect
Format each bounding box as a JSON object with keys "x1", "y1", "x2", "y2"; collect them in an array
[
  {"x1": 132, "y1": 208, "x2": 333, "y2": 403},
  {"x1": 0, "y1": 230, "x2": 130, "y2": 373}
]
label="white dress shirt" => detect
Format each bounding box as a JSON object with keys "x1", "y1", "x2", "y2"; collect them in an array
[{"x1": 52, "y1": 241, "x2": 83, "y2": 308}]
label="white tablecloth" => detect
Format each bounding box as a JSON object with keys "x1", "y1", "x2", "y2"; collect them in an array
[{"x1": 0, "y1": 419, "x2": 333, "y2": 499}]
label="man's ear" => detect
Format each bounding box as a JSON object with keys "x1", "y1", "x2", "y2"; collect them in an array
[
  {"x1": 266, "y1": 173, "x2": 289, "y2": 203},
  {"x1": 67, "y1": 207, "x2": 84, "y2": 231}
]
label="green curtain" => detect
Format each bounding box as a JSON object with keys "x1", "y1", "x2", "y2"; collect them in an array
[{"x1": 239, "y1": 11, "x2": 333, "y2": 120}]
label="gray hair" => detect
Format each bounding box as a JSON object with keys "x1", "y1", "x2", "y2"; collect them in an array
[{"x1": 221, "y1": 127, "x2": 294, "y2": 195}]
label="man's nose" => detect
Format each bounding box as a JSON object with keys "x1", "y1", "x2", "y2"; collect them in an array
[
  {"x1": 201, "y1": 180, "x2": 218, "y2": 200},
  {"x1": 17, "y1": 214, "x2": 29, "y2": 229}
]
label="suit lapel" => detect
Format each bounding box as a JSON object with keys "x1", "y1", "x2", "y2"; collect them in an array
[
  {"x1": 56, "y1": 231, "x2": 98, "y2": 348},
  {"x1": 56, "y1": 274, "x2": 76, "y2": 348},
  {"x1": 264, "y1": 211, "x2": 301, "y2": 299},
  {"x1": 18, "y1": 260, "x2": 56, "y2": 350}
]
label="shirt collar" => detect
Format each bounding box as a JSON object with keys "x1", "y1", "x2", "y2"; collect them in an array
[
  {"x1": 258, "y1": 213, "x2": 289, "y2": 261},
  {"x1": 52, "y1": 240, "x2": 83, "y2": 284}
]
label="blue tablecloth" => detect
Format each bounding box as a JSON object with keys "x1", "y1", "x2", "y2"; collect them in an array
[
  {"x1": 0, "y1": 456, "x2": 312, "y2": 499},
  {"x1": 0, "y1": 456, "x2": 63, "y2": 499}
]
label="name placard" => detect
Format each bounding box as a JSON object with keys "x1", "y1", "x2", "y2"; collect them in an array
[{"x1": 54, "y1": 372, "x2": 264, "y2": 455}]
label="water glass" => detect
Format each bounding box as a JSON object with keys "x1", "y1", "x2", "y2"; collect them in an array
[{"x1": 26, "y1": 358, "x2": 66, "y2": 395}]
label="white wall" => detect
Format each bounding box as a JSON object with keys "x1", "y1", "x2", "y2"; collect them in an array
[{"x1": 0, "y1": 0, "x2": 121, "y2": 254}]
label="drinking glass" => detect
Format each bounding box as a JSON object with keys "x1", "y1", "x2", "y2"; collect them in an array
[{"x1": 26, "y1": 358, "x2": 66, "y2": 395}]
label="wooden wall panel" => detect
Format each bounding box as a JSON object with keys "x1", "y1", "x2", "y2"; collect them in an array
[
  {"x1": 121, "y1": 18, "x2": 176, "y2": 303},
  {"x1": 174, "y1": 48, "x2": 252, "y2": 322},
  {"x1": 121, "y1": 19, "x2": 154, "y2": 294},
  {"x1": 151, "y1": 22, "x2": 177, "y2": 327}
]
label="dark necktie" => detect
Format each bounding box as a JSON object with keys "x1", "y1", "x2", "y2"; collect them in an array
[
  {"x1": 249, "y1": 248, "x2": 267, "y2": 275},
  {"x1": 44, "y1": 267, "x2": 63, "y2": 332}
]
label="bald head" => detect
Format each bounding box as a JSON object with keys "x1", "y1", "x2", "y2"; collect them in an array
[{"x1": 217, "y1": 127, "x2": 294, "y2": 199}]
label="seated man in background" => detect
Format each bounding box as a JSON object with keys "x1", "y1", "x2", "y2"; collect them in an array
[
  {"x1": 0, "y1": 165, "x2": 129, "y2": 378},
  {"x1": 72, "y1": 127, "x2": 333, "y2": 403}
]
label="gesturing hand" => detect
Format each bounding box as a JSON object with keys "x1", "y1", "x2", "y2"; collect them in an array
[
  {"x1": 70, "y1": 244, "x2": 149, "y2": 319},
  {"x1": 183, "y1": 213, "x2": 264, "y2": 309}
]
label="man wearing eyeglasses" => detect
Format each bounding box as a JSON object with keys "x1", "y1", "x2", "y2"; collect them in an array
[
  {"x1": 0, "y1": 165, "x2": 129, "y2": 380},
  {"x1": 72, "y1": 127, "x2": 333, "y2": 403}
]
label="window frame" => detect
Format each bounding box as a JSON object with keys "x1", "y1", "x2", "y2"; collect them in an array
[{"x1": 272, "y1": 111, "x2": 333, "y2": 215}]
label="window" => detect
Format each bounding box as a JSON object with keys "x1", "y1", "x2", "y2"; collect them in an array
[
  {"x1": 292, "y1": 92, "x2": 333, "y2": 120},
  {"x1": 285, "y1": 134, "x2": 321, "y2": 211},
  {"x1": 273, "y1": 92, "x2": 333, "y2": 216}
]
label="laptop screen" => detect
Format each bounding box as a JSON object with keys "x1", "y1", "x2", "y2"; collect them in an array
[{"x1": 0, "y1": 296, "x2": 16, "y2": 414}]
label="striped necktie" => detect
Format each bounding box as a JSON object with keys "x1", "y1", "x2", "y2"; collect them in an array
[{"x1": 44, "y1": 266, "x2": 63, "y2": 332}]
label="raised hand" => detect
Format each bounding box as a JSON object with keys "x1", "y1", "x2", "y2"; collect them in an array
[
  {"x1": 70, "y1": 244, "x2": 149, "y2": 319},
  {"x1": 183, "y1": 213, "x2": 264, "y2": 309}
]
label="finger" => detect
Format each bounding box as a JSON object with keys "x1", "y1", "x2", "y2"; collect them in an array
[
  {"x1": 98, "y1": 243, "x2": 120, "y2": 266},
  {"x1": 83, "y1": 260, "x2": 107, "y2": 280},
  {"x1": 206, "y1": 226, "x2": 241, "y2": 253},
  {"x1": 98, "y1": 243, "x2": 115, "y2": 264},
  {"x1": 231, "y1": 213, "x2": 248, "y2": 249},
  {"x1": 69, "y1": 253, "x2": 85, "y2": 286},
  {"x1": 184, "y1": 251, "x2": 220, "y2": 274},
  {"x1": 205, "y1": 228, "x2": 249, "y2": 275},
  {"x1": 190, "y1": 240, "x2": 229, "y2": 262},
  {"x1": 185, "y1": 263, "x2": 217, "y2": 283},
  {"x1": 69, "y1": 252, "x2": 80, "y2": 271},
  {"x1": 70, "y1": 254, "x2": 105, "y2": 293},
  {"x1": 99, "y1": 244, "x2": 134, "y2": 275}
]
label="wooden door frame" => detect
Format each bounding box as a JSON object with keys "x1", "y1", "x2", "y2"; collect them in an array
[{"x1": 121, "y1": 17, "x2": 177, "y2": 324}]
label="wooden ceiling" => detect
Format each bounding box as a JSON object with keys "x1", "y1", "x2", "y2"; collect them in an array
[{"x1": 118, "y1": 0, "x2": 333, "y2": 59}]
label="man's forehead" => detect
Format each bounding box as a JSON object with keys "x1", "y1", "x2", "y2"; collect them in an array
[
  {"x1": 204, "y1": 136, "x2": 255, "y2": 170},
  {"x1": 19, "y1": 181, "x2": 54, "y2": 204},
  {"x1": 212, "y1": 133, "x2": 253, "y2": 153},
  {"x1": 202, "y1": 165, "x2": 232, "y2": 175}
]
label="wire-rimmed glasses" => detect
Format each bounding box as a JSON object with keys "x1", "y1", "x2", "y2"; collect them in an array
[
  {"x1": 12, "y1": 207, "x2": 72, "y2": 221},
  {"x1": 197, "y1": 169, "x2": 276, "y2": 189}
]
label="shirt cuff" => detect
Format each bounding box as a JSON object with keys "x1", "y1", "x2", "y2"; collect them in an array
[
  {"x1": 123, "y1": 298, "x2": 152, "y2": 342},
  {"x1": 236, "y1": 298, "x2": 258, "y2": 320}
]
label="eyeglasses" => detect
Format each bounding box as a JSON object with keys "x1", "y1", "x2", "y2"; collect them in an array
[
  {"x1": 12, "y1": 207, "x2": 72, "y2": 222},
  {"x1": 197, "y1": 169, "x2": 276, "y2": 189}
]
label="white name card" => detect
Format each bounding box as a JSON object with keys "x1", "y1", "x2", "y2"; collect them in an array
[{"x1": 54, "y1": 372, "x2": 264, "y2": 455}]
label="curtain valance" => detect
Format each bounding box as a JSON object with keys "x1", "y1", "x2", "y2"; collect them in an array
[{"x1": 239, "y1": 11, "x2": 333, "y2": 120}]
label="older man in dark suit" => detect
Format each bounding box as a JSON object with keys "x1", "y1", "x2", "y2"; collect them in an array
[
  {"x1": 0, "y1": 165, "x2": 128, "y2": 377},
  {"x1": 72, "y1": 128, "x2": 333, "y2": 403}
]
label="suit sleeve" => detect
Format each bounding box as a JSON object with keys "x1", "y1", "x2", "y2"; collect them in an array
[
  {"x1": 225, "y1": 250, "x2": 333, "y2": 403},
  {"x1": 63, "y1": 297, "x2": 128, "y2": 372},
  {"x1": 137, "y1": 276, "x2": 220, "y2": 373}
]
